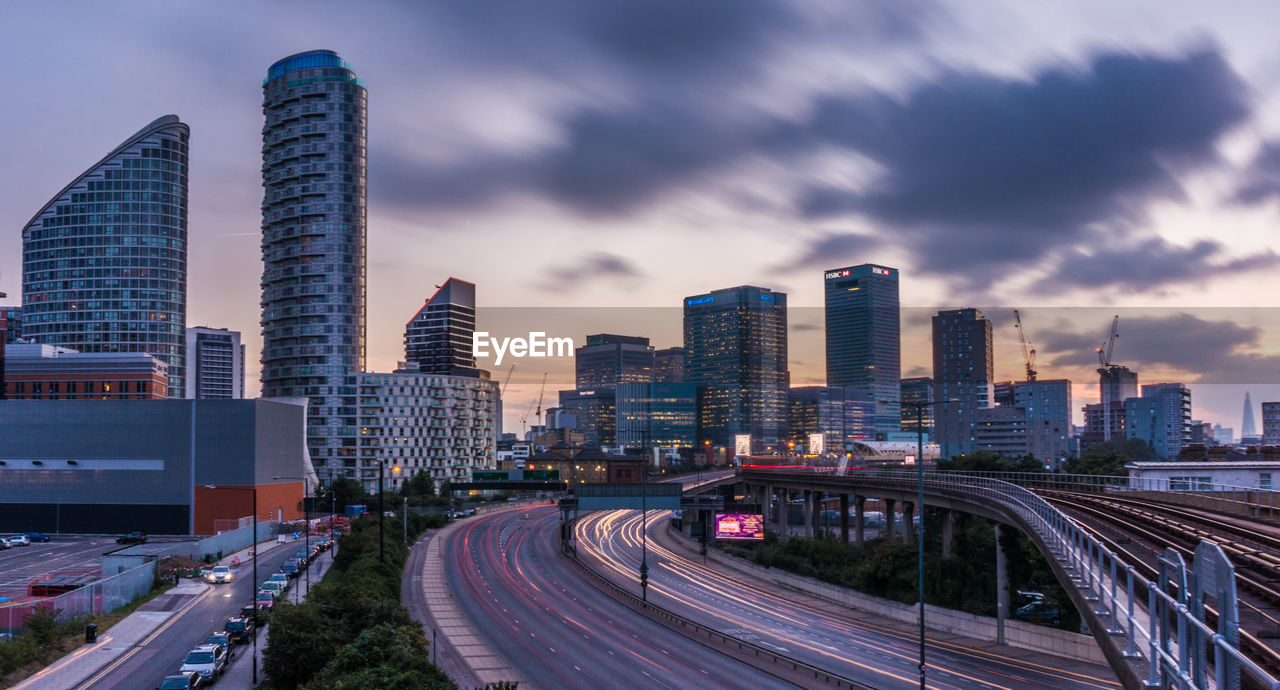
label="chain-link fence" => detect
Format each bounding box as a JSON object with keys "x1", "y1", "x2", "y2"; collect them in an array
[{"x1": 0, "y1": 559, "x2": 157, "y2": 635}]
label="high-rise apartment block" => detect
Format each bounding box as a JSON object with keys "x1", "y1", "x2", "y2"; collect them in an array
[
  {"x1": 824, "y1": 265, "x2": 900, "y2": 436},
  {"x1": 185, "y1": 327, "x2": 244, "y2": 399},
  {"x1": 683, "y1": 286, "x2": 788, "y2": 451},
  {"x1": 21, "y1": 116, "x2": 189, "y2": 395},
  {"x1": 259, "y1": 50, "x2": 367, "y2": 475},
  {"x1": 932, "y1": 309, "x2": 993, "y2": 459},
  {"x1": 404, "y1": 278, "x2": 478, "y2": 377},
  {"x1": 1262, "y1": 402, "x2": 1280, "y2": 446},
  {"x1": 1125, "y1": 383, "x2": 1192, "y2": 459}
]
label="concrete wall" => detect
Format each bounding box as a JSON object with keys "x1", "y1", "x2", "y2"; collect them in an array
[{"x1": 667, "y1": 523, "x2": 1107, "y2": 666}]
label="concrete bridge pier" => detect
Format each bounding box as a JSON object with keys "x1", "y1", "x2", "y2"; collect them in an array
[
  {"x1": 839, "y1": 494, "x2": 850, "y2": 543},
  {"x1": 802, "y1": 490, "x2": 813, "y2": 538},
  {"x1": 774, "y1": 487, "x2": 786, "y2": 535},
  {"x1": 854, "y1": 496, "x2": 865, "y2": 545},
  {"x1": 995, "y1": 523, "x2": 1008, "y2": 645},
  {"x1": 902, "y1": 502, "x2": 915, "y2": 545},
  {"x1": 884, "y1": 498, "x2": 896, "y2": 539},
  {"x1": 942, "y1": 509, "x2": 955, "y2": 559}
]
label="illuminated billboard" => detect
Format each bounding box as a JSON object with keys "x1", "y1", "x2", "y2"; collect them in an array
[
  {"x1": 807, "y1": 433, "x2": 824, "y2": 455},
  {"x1": 715, "y1": 513, "x2": 764, "y2": 540},
  {"x1": 734, "y1": 434, "x2": 752, "y2": 457}
]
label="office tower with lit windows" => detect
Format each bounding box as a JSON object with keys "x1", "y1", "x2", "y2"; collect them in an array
[
  {"x1": 683, "y1": 285, "x2": 788, "y2": 451},
  {"x1": 21, "y1": 116, "x2": 189, "y2": 395},
  {"x1": 932, "y1": 308, "x2": 993, "y2": 459},
  {"x1": 824, "y1": 264, "x2": 900, "y2": 436},
  {"x1": 575, "y1": 334, "x2": 654, "y2": 389},
  {"x1": 653, "y1": 347, "x2": 685, "y2": 384},
  {"x1": 260, "y1": 50, "x2": 367, "y2": 476}
]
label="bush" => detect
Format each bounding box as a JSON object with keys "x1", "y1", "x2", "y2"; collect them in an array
[{"x1": 304, "y1": 623, "x2": 453, "y2": 690}]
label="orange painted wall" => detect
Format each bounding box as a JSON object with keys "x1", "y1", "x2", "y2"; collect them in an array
[{"x1": 193, "y1": 482, "x2": 303, "y2": 535}]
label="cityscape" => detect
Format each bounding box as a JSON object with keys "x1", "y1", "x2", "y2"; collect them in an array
[{"x1": 2, "y1": 3, "x2": 1280, "y2": 689}]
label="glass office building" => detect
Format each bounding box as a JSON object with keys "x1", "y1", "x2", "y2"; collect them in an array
[
  {"x1": 260, "y1": 50, "x2": 367, "y2": 474},
  {"x1": 21, "y1": 115, "x2": 189, "y2": 395},
  {"x1": 824, "y1": 264, "x2": 900, "y2": 436},
  {"x1": 683, "y1": 285, "x2": 788, "y2": 451},
  {"x1": 405, "y1": 278, "x2": 478, "y2": 377}
]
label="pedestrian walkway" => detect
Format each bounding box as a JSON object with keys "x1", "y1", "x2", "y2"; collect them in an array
[
  {"x1": 217, "y1": 542, "x2": 335, "y2": 689},
  {"x1": 12, "y1": 536, "x2": 280, "y2": 690},
  {"x1": 14, "y1": 580, "x2": 211, "y2": 690}
]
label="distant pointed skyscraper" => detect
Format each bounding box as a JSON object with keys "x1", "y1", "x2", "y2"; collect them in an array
[{"x1": 1243, "y1": 391, "x2": 1257, "y2": 439}]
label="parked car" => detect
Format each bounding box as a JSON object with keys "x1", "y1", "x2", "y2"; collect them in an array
[
  {"x1": 24, "y1": 532, "x2": 51, "y2": 543},
  {"x1": 116, "y1": 531, "x2": 147, "y2": 545},
  {"x1": 268, "y1": 573, "x2": 290, "y2": 589},
  {"x1": 280, "y1": 560, "x2": 299, "y2": 577},
  {"x1": 7, "y1": 535, "x2": 30, "y2": 547},
  {"x1": 259, "y1": 581, "x2": 285, "y2": 596},
  {"x1": 255, "y1": 590, "x2": 275, "y2": 610},
  {"x1": 0, "y1": 537, "x2": 10, "y2": 550},
  {"x1": 1014, "y1": 600, "x2": 1062, "y2": 626},
  {"x1": 157, "y1": 672, "x2": 203, "y2": 689},
  {"x1": 224, "y1": 617, "x2": 255, "y2": 644},
  {"x1": 179, "y1": 644, "x2": 227, "y2": 682},
  {"x1": 204, "y1": 565, "x2": 232, "y2": 584},
  {"x1": 204, "y1": 631, "x2": 234, "y2": 654},
  {"x1": 293, "y1": 551, "x2": 309, "y2": 567}
]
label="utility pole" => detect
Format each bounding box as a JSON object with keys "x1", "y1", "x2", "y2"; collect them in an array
[{"x1": 379, "y1": 461, "x2": 385, "y2": 563}]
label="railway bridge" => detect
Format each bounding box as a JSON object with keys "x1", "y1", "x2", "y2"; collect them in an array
[{"x1": 690, "y1": 467, "x2": 1280, "y2": 690}]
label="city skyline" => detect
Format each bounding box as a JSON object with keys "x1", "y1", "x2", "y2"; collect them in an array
[{"x1": 3, "y1": 3, "x2": 1280, "y2": 430}]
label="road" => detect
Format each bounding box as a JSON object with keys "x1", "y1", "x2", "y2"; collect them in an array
[
  {"x1": 578, "y1": 509, "x2": 1122, "y2": 690},
  {"x1": 77, "y1": 543, "x2": 303, "y2": 690},
  {"x1": 444, "y1": 506, "x2": 798, "y2": 690}
]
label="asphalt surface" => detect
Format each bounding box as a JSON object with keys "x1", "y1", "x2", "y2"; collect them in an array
[
  {"x1": 578, "y1": 509, "x2": 1122, "y2": 690},
  {"x1": 77, "y1": 544, "x2": 305, "y2": 690},
  {"x1": 0, "y1": 536, "x2": 115, "y2": 599},
  {"x1": 444, "y1": 506, "x2": 797, "y2": 690}
]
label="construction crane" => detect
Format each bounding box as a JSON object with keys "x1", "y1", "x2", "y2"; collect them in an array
[
  {"x1": 500, "y1": 362, "x2": 516, "y2": 397},
  {"x1": 534, "y1": 372, "x2": 548, "y2": 427},
  {"x1": 1096, "y1": 315, "x2": 1120, "y2": 441},
  {"x1": 1013, "y1": 309, "x2": 1036, "y2": 381}
]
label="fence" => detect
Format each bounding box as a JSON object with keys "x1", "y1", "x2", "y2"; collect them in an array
[
  {"x1": 1, "y1": 559, "x2": 157, "y2": 634},
  {"x1": 742, "y1": 467, "x2": 1280, "y2": 689}
]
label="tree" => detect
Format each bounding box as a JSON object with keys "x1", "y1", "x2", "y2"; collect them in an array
[
  {"x1": 325, "y1": 477, "x2": 365, "y2": 514},
  {"x1": 938, "y1": 450, "x2": 1042, "y2": 473},
  {"x1": 1065, "y1": 438, "x2": 1154, "y2": 476},
  {"x1": 303, "y1": 623, "x2": 454, "y2": 690},
  {"x1": 400, "y1": 470, "x2": 436, "y2": 498}
]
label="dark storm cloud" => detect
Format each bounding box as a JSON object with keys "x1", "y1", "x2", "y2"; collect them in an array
[
  {"x1": 1040, "y1": 312, "x2": 1280, "y2": 383},
  {"x1": 792, "y1": 49, "x2": 1251, "y2": 283},
  {"x1": 370, "y1": 1, "x2": 937, "y2": 216},
  {"x1": 537, "y1": 251, "x2": 644, "y2": 292},
  {"x1": 1032, "y1": 237, "x2": 1280, "y2": 294},
  {"x1": 775, "y1": 232, "x2": 883, "y2": 272},
  {"x1": 1232, "y1": 142, "x2": 1280, "y2": 206}
]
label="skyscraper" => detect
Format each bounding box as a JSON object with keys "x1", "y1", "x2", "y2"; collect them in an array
[
  {"x1": 653, "y1": 347, "x2": 685, "y2": 384},
  {"x1": 900, "y1": 377, "x2": 934, "y2": 440},
  {"x1": 1012, "y1": 378, "x2": 1073, "y2": 463},
  {"x1": 683, "y1": 285, "x2": 788, "y2": 451},
  {"x1": 185, "y1": 327, "x2": 245, "y2": 399},
  {"x1": 824, "y1": 264, "x2": 900, "y2": 436},
  {"x1": 932, "y1": 308, "x2": 993, "y2": 459},
  {"x1": 575, "y1": 334, "x2": 654, "y2": 389},
  {"x1": 260, "y1": 50, "x2": 367, "y2": 473},
  {"x1": 1243, "y1": 391, "x2": 1258, "y2": 439},
  {"x1": 404, "y1": 278, "x2": 477, "y2": 376},
  {"x1": 1126, "y1": 383, "x2": 1191, "y2": 459},
  {"x1": 21, "y1": 115, "x2": 189, "y2": 395}
]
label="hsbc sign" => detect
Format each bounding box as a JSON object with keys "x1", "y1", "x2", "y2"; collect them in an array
[
  {"x1": 824, "y1": 269, "x2": 851, "y2": 280},
  {"x1": 825, "y1": 266, "x2": 893, "y2": 280}
]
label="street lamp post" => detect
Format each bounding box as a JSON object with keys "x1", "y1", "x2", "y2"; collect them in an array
[
  {"x1": 379, "y1": 461, "x2": 385, "y2": 563},
  {"x1": 206, "y1": 484, "x2": 258, "y2": 686},
  {"x1": 881, "y1": 398, "x2": 956, "y2": 690}
]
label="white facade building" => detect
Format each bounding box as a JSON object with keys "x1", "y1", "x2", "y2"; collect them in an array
[
  {"x1": 1126, "y1": 461, "x2": 1280, "y2": 491},
  {"x1": 354, "y1": 371, "x2": 499, "y2": 492}
]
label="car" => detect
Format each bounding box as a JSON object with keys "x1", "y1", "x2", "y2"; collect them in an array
[
  {"x1": 0, "y1": 537, "x2": 10, "y2": 550},
  {"x1": 157, "y1": 672, "x2": 203, "y2": 689},
  {"x1": 179, "y1": 644, "x2": 227, "y2": 682},
  {"x1": 204, "y1": 631, "x2": 235, "y2": 654},
  {"x1": 259, "y1": 581, "x2": 284, "y2": 596},
  {"x1": 293, "y1": 550, "x2": 309, "y2": 566},
  {"x1": 280, "y1": 560, "x2": 299, "y2": 577},
  {"x1": 1014, "y1": 600, "x2": 1062, "y2": 626},
  {"x1": 520, "y1": 513, "x2": 531, "y2": 520},
  {"x1": 116, "y1": 531, "x2": 147, "y2": 545},
  {"x1": 224, "y1": 617, "x2": 255, "y2": 644},
  {"x1": 204, "y1": 565, "x2": 232, "y2": 584},
  {"x1": 7, "y1": 535, "x2": 29, "y2": 547},
  {"x1": 24, "y1": 532, "x2": 51, "y2": 543},
  {"x1": 267, "y1": 573, "x2": 290, "y2": 591}
]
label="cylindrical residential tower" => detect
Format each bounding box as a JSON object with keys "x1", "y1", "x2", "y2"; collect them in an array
[
  {"x1": 21, "y1": 115, "x2": 190, "y2": 395},
  {"x1": 260, "y1": 50, "x2": 367, "y2": 476}
]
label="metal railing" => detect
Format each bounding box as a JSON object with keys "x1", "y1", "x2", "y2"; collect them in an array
[{"x1": 741, "y1": 466, "x2": 1280, "y2": 689}]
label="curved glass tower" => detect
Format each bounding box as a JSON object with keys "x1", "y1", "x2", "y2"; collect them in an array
[
  {"x1": 260, "y1": 50, "x2": 367, "y2": 472},
  {"x1": 21, "y1": 115, "x2": 189, "y2": 394}
]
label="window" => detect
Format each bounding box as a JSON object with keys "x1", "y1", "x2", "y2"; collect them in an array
[{"x1": 1262, "y1": 473, "x2": 1272, "y2": 491}]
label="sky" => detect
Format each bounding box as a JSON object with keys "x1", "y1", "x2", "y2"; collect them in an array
[{"x1": 3, "y1": 1, "x2": 1280, "y2": 433}]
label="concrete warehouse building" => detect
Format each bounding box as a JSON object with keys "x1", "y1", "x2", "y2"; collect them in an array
[{"x1": 0, "y1": 398, "x2": 310, "y2": 535}]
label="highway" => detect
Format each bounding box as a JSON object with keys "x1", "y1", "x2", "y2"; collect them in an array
[
  {"x1": 78, "y1": 544, "x2": 301, "y2": 690},
  {"x1": 443, "y1": 506, "x2": 799, "y2": 689},
  {"x1": 578, "y1": 509, "x2": 1122, "y2": 690}
]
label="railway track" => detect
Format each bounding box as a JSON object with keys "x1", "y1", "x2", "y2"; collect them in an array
[{"x1": 1040, "y1": 490, "x2": 1280, "y2": 676}]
